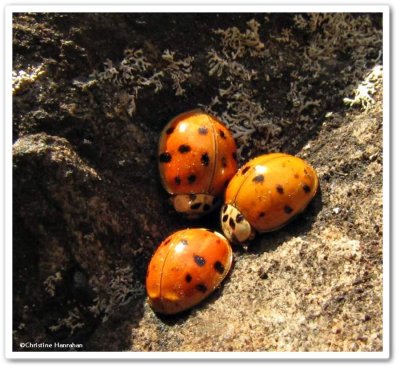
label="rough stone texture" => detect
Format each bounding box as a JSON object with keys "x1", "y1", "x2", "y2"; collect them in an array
[{"x1": 12, "y1": 13, "x2": 383, "y2": 352}]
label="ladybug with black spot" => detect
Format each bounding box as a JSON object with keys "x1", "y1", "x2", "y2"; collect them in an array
[
  {"x1": 221, "y1": 153, "x2": 319, "y2": 244},
  {"x1": 146, "y1": 228, "x2": 233, "y2": 314},
  {"x1": 158, "y1": 110, "x2": 237, "y2": 218}
]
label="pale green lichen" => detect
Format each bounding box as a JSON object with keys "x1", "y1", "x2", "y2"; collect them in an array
[
  {"x1": 89, "y1": 266, "x2": 145, "y2": 323},
  {"x1": 344, "y1": 65, "x2": 383, "y2": 111},
  {"x1": 291, "y1": 13, "x2": 382, "y2": 118},
  {"x1": 89, "y1": 47, "x2": 195, "y2": 116},
  {"x1": 91, "y1": 48, "x2": 163, "y2": 116},
  {"x1": 48, "y1": 307, "x2": 85, "y2": 335},
  {"x1": 205, "y1": 20, "x2": 281, "y2": 156},
  {"x1": 43, "y1": 271, "x2": 63, "y2": 297},
  {"x1": 162, "y1": 49, "x2": 194, "y2": 96},
  {"x1": 207, "y1": 51, "x2": 258, "y2": 80},
  {"x1": 12, "y1": 64, "x2": 46, "y2": 95},
  {"x1": 214, "y1": 19, "x2": 265, "y2": 59}
]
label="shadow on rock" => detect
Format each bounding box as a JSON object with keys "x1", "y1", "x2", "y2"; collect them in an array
[{"x1": 12, "y1": 133, "x2": 150, "y2": 351}]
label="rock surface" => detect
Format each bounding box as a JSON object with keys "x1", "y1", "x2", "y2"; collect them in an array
[{"x1": 12, "y1": 13, "x2": 383, "y2": 352}]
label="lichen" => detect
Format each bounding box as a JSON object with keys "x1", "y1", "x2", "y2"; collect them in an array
[
  {"x1": 43, "y1": 271, "x2": 63, "y2": 297},
  {"x1": 89, "y1": 266, "x2": 145, "y2": 323},
  {"x1": 214, "y1": 19, "x2": 265, "y2": 59},
  {"x1": 88, "y1": 48, "x2": 194, "y2": 116},
  {"x1": 12, "y1": 64, "x2": 46, "y2": 95},
  {"x1": 161, "y1": 49, "x2": 194, "y2": 96},
  {"x1": 201, "y1": 13, "x2": 380, "y2": 157},
  {"x1": 344, "y1": 65, "x2": 383, "y2": 111},
  {"x1": 290, "y1": 13, "x2": 382, "y2": 119},
  {"x1": 91, "y1": 48, "x2": 163, "y2": 116},
  {"x1": 204, "y1": 20, "x2": 281, "y2": 157},
  {"x1": 48, "y1": 307, "x2": 85, "y2": 335}
]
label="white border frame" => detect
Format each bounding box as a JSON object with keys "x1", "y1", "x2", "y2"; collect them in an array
[{"x1": 4, "y1": 3, "x2": 390, "y2": 360}]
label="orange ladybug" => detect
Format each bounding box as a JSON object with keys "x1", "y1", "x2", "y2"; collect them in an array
[
  {"x1": 146, "y1": 228, "x2": 233, "y2": 315},
  {"x1": 221, "y1": 153, "x2": 318, "y2": 244},
  {"x1": 158, "y1": 110, "x2": 237, "y2": 218}
]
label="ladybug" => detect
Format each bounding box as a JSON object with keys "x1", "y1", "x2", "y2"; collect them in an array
[
  {"x1": 221, "y1": 153, "x2": 319, "y2": 244},
  {"x1": 146, "y1": 228, "x2": 233, "y2": 315},
  {"x1": 158, "y1": 110, "x2": 237, "y2": 218}
]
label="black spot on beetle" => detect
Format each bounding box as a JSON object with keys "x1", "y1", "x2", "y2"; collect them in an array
[
  {"x1": 201, "y1": 153, "x2": 210, "y2": 166},
  {"x1": 194, "y1": 255, "x2": 206, "y2": 266},
  {"x1": 219, "y1": 129, "x2": 226, "y2": 139},
  {"x1": 294, "y1": 173, "x2": 300, "y2": 179},
  {"x1": 198, "y1": 127, "x2": 208, "y2": 135},
  {"x1": 203, "y1": 204, "x2": 211, "y2": 212},
  {"x1": 252, "y1": 174, "x2": 265, "y2": 183},
  {"x1": 159, "y1": 152, "x2": 172, "y2": 163},
  {"x1": 284, "y1": 205, "x2": 293, "y2": 214},
  {"x1": 259, "y1": 212, "x2": 266, "y2": 218},
  {"x1": 166, "y1": 127, "x2": 175, "y2": 135},
  {"x1": 174, "y1": 176, "x2": 181, "y2": 185},
  {"x1": 188, "y1": 174, "x2": 196, "y2": 184},
  {"x1": 276, "y1": 185, "x2": 284, "y2": 194},
  {"x1": 190, "y1": 203, "x2": 201, "y2": 210},
  {"x1": 222, "y1": 214, "x2": 229, "y2": 222},
  {"x1": 236, "y1": 214, "x2": 244, "y2": 223},
  {"x1": 185, "y1": 274, "x2": 192, "y2": 283},
  {"x1": 242, "y1": 166, "x2": 250, "y2": 175},
  {"x1": 221, "y1": 157, "x2": 227, "y2": 168},
  {"x1": 196, "y1": 284, "x2": 208, "y2": 293},
  {"x1": 214, "y1": 261, "x2": 225, "y2": 274},
  {"x1": 229, "y1": 218, "x2": 236, "y2": 230},
  {"x1": 303, "y1": 184, "x2": 311, "y2": 193},
  {"x1": 178, "y1": 144, "x2": 191, "y2": 153},
  {"x1": 222, "y1": 204, "x2": 228, "y2": 212}
]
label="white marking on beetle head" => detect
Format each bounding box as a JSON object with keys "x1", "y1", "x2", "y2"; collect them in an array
[{"x1": 220, "y1": 204, "x2": 254, "y2": 244}]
